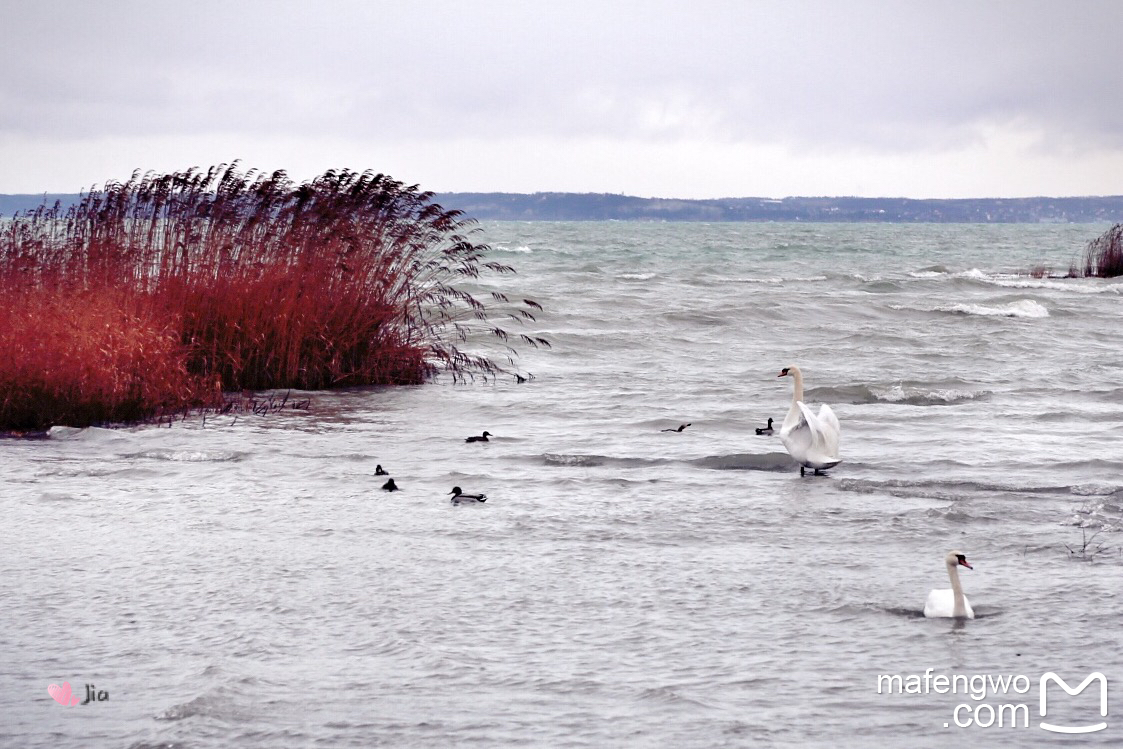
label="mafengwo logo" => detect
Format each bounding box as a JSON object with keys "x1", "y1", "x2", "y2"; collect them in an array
[
  {"x1": 877, "y1": 670, "x2": 1108, "y2": 732},
  {"x1": 1040, "y1": 672, "x2": 1108, "y2": 734}
]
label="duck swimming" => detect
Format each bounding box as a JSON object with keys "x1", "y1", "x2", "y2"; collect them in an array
[
  {"x1": 755, "y1": 417, "x2": 774, "y2": 435},
  {"x1": 449, "y1": 486, "x2": 487, "y2": 504},
  {"x1": 661, "y1": 423, "x2": 691, "y2": 433},
  {"x1": 381, "y1": 478, "x2": 398, "y2": 492},
  {"x1": 375, "y1": 464, "x2": 388, "y2": 476},
  {"x1": 465, "y1": 431, "x2": 491, "y2": 443}
]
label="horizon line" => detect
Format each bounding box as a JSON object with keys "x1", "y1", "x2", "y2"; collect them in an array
[{"x1": 4, "y1": 189, "x2": 1123, "y2": 202}]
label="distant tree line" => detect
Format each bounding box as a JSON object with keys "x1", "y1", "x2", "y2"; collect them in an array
[
  {"x1": 6, "y1": 191, "x2": 1123, "y2": 223},
  {"x1": 436, "y1": 193, "x2": 1123, "y2": 223}
]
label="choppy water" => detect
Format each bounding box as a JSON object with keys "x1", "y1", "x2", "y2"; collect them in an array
[{"x1": 3, "y1": 222, "x2": 1122, "y2": 748}]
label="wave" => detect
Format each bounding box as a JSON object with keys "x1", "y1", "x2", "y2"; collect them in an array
[
  {"x1": 728, "y1": 276, "x2": 783, "y2": 284},
  {"x1": 637, "y1": 685, "x2": 718, "y2": 709},
  {"x1": 47, "y1": 425, "x2": 125, "y2": 441},
  {"x1": 806, "y1": 382, "x2": 988, "y2": 406},
  {"x1": 129, "y1": 449, "x2": 245, "y2": 462},
  {"x1": 908, "y1": 264, "x2": 951, "y2": 278},
  {"x1": 1070, "y1": 483, "x2": 1123, "y2": 497},
  {"x1": 863, "y1": 279, "x2": 902, "y2": 292},
  {"x1": 540, "y1": 451, "x2": 795, "y2": 472},
  {"x1": 619, "y1": 272, "x2": 656, "y2": 281},
  {"x1": 838, "y1": 477, "x2": 1121, "y2": 500},
  {"x1": 958, "y1": 268, "x2": 1123, "y2": 295},
  {"x1": 38, "y1": 492, "x2": 82, "y2": 502},
  {"x1": 494, "y1": 243, "x2": 532, "y2": 253},
  {"x1": 542, "y1": 453, "x2": 672, "y2": 468},
  {"x1": 691, "y1": 452, "x2": 793, "y2": 472},
  {"x1": 888, "y1": 299, "x2": 1050, "y2": 318},
  {"x1": 945, "y1": 299, "x2": 1049, "y2": 318},
  {"x1": 719, "y1": 275, "x2": 828, "y2": 285}
]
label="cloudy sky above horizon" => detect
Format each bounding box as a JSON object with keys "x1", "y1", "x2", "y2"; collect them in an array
[{"x1": 3, "y1": 0, "x2": 1122, "y2": 198}]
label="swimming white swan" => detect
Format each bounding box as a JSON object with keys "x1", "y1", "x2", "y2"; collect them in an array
[
  {"x1": 777, "y1": 366, "x2": 841, "y2": 476},
  {"x1": 923, "y1": 550, "x2": 975, "y2": 619}
]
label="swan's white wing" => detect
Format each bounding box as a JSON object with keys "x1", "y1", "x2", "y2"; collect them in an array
[
  {"x1": 924, "y1": 589, "x2": 954, "y2": 617},
  {"x1": 796, "y1": 401, "x2": 827, "y2": 449},
  {"x1": 816, "y1": 403, "x2": 841, "y2": 458},
  {"x1": 779, "y1": 404, "x2": 814, "y2": 465},
  {"x1": 782, "y1": 401, "x2": 841, "y2": 468},
  {"x1": 923, "y1": 589, "x2": 974, "y2": 619}
]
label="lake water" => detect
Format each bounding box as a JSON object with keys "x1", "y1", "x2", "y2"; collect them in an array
[{"x1": 2, "y1": 221, "x2": 1121, "y2": 748}]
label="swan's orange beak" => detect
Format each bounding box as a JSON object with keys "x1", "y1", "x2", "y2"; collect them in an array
[
  {"x1": 777, "y1": 369, "x2": 788, "y2": 377},
  {"x1": 958, "y1": 558, "x2": 973, "y2": 569}
]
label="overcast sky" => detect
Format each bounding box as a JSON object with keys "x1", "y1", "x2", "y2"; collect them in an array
[{"x1": 3, "y1": 0, "x2": 1122, "y2": 198}]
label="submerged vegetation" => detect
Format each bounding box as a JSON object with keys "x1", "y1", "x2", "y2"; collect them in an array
[{"x1": 0, "y1": 164, "x2": 546, "y2": 430}]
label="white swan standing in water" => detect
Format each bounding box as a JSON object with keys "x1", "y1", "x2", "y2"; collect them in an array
[
  {"x1": 924, "y1": 550, "x2": 975, "y2": 619},
  {"x1": 777, "y1": 366, "x2": 841, "y2": 476}
]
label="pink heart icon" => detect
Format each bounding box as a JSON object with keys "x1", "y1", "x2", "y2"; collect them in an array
[{"x1": 48, "y1": 682, "x2": 80, "y2": 706}]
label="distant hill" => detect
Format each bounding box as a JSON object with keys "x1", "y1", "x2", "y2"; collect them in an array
[
  {"x1": 0, "y1": 193, "x2": 84, "y2": 216},
  {"x1": 5, "y1": 191, "x2": 1123, "y2": 223},
  {"x1": 433, "y1": 193, "x2": 1123, "y2": 223}
]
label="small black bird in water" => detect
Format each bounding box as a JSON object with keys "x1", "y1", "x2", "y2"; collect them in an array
[
  {"x1": 755, "y1": 418, "x2": 774, "y2": 436},
  {"x1": 375, "y1": 464, "x2": 388, "y2": 475},
  {"x1": 465, "y1": 431, "x2": 491, "y2": 443},
  {"x1": 381, "y1": 478, "x2": 399, "y2": 492},
  {"x1": 449, "y1": 486, "x2": 487, "y2": 504},
  {"x1": 661, "y1": 423, "x2": 691, "y2": 433}
]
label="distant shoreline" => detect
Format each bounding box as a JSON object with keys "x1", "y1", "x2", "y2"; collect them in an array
[{"x1": 4, "y1": 191, "x2": 1123, "y2": 223}]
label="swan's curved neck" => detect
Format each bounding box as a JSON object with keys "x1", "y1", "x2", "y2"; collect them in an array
[
  {"x1": 788, "y1": 367, "x2": 805, "y2": 404},
  {"x1": 947, "y1": 562, "x2": 967, "y2": 616}
]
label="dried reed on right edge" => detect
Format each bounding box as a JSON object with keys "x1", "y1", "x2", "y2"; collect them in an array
[{"x1": 1068, "y1": 223, "x2": 1123, "y2": 278}]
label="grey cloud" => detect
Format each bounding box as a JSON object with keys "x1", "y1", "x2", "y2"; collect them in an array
[{"x1": 4, "y1": 1, "x2": 1123, "y2": 152}]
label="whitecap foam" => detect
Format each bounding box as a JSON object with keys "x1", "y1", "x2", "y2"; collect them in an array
[
  {"x1": 1070, "y1": 483, "x2": 1121, "y2": 497},
  {"x1": 983, "y1": 276, "x2": 1121, "y2": 295},
  {"x1": 811, "y1": 383, "x2": 988, "y2": 406},
  {"x1": 956, "y1": 268, "x2": 1122, "y2": 295},
  {"x1": 955, "y1": 268, "x2": 995, "y2": 282},
  {"x1": 47, "y1": 425, "x2": 122, "y2": 441},
  {"x1": 731, "y1": 277, "x2": 784, "y2": 284},
  {"x1": 495, "y1": 244, "x2": 532, "y2": 253},
  {"x1": 871, "y1": 384, "x2": 987, "y2": 405},
  {"x1": 720, "y1": 275, "x2": 827, "y2": 285},
  {"x1": 619, "y1": 272, "x2": 655, "y2": 281},
  {"x1": 135, "y1": 450, "x2": 244, "y2": 462},
  {"x1": 944, "y1": 299, "x2": 1049, "y2": 318}
]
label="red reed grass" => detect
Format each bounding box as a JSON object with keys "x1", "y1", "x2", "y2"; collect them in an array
[
  {"x1": 0, "y1": 164, "x2": 545, "y2": 429},
  {"x1": 0, "y1": 284, "x2": 219, "y2": 430}
]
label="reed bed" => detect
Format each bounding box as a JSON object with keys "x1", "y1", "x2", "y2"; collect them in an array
[
  {"x1": 0, "y1": 284, "x2": 215, "y2": 431},
  {"x1": 0, "y1": 164, "x2": 545, "y2": 429},
  {"x1": 1070, "y1": 223, "x2": 1123, "y2": 278}
]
